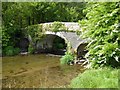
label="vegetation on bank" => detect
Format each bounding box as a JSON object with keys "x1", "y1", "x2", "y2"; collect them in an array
[
  {"x1": 70, "y1": 67, "x2": 119, "y2": 88},
  {"x1": 79, "y1": 2, "x2": 120, "y2": 68},
  {"x1": 70, "y1": 2, "x2": 120, "y2": 88},
  {"x1": 60, "y1": 53, "x2": 74, "y2": 65}
]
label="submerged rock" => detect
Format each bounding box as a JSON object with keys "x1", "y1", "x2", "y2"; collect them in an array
[{"x1": 20, "y1": 52, "x2": 28, "y2": 56}]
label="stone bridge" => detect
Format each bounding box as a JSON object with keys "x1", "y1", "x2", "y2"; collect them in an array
[
  {"x1": 20, "y1": 22, "x2": 89, "y2": 57},
  {"x1": 44, "y1": 31, "x2": 88, "y2": 50},
  {"x1": 36, "y1": 22, "x2": 89, "y2": 57}
]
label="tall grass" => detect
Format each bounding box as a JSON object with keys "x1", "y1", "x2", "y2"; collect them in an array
[
  {"x1": 60, "y1": 54, "x2": 74, "y2": 65},
  {"x1": 70, "y1": 67, "x2": 119, "y2": 88}
]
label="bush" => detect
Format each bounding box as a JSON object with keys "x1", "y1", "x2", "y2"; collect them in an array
[
  {"x1": 79, "y1": 2, "x2": 120, "y2": 68},
  {"x1": 28, "y1": 45, "x2": 34, "y2": 54},
  {"x1": 3, "y1": 46, "x2": 20, "y2": 56},
  {"x1": 14, "y1": 48, "x2": 20, "y2": 55},
  {"x1": 4, "y1": 46, "x2": 14, "y2": 56},
  {"x1": 60, "y1": 53, "x2": 74, "y2": 65},
  {"x1": 70, "y1": 68, "x2": 118, "y2": 88}
]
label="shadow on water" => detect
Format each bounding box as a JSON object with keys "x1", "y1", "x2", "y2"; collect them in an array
[{"x1": 2, "y1": 54, "x2": 85, "y2": 88}]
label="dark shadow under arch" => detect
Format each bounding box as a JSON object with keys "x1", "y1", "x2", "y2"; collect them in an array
[
  {"x1": 19, "y1": 38, "x2": 30, "y2": 52},
  {"x1": 77, "y1": 43, "x2": 88, "y2": 58},
  {"x1": 35, "y1": 34, "x2": 67, "y2": 55}
]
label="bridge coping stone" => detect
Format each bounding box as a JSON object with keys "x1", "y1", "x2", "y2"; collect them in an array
[{"x1": 42, "y1": 22, "x2": 82, "y2": 31}]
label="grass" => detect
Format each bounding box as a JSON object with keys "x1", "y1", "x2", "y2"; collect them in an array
[{"x1": 70, "y1": 67, "x2": 119, "y2": 88}]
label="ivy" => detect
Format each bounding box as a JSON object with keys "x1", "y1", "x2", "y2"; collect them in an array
[
  {"x1": 43, "y1": 21, "x2": 68, "y2": 32},
  {"x1": 26, "y1": 24, "x2": 44, "y2": 42}
]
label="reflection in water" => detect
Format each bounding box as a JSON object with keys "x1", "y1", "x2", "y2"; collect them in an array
[{"x1": 2, "y1": 54, "x2": 85, "y2": 88}]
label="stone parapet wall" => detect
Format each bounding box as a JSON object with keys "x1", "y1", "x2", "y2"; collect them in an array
[{"x1": 42, "y1": 22, "x2": 82, "y2": 32}]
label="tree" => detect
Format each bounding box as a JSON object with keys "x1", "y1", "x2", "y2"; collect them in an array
[{"x1": 80, "y1": 2, "x2": 120, "y2": 68}]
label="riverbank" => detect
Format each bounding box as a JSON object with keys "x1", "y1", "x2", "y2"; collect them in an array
[{"x1": 70, "y1": 67, "x2": 119, "y2": 88}]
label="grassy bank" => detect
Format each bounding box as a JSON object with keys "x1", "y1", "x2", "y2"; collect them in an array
[{"x1": 70, "y1": 67, "x2": 119, "y2": 88}]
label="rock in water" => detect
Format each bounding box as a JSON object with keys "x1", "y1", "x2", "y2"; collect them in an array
[{"x1": 20, "y1": 52, "x2": 28, "y2": 56}]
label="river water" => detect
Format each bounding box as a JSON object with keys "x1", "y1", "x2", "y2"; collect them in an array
[{"x1": 2, "y1": 54, "x2": 85, "y2": 88}]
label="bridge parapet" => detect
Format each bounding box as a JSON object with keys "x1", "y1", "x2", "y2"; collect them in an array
[{"x1": 42, "y1": 22, "x2": 81, "y2": 32}]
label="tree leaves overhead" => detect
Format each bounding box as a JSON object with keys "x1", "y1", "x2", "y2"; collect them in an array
[{"x1": 2, "y1": 2, "x2": 86, "y2": 27}]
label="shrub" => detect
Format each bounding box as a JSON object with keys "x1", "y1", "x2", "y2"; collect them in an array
[
  {"x1": 14, "y1": 48, "x2": 20, "y2": 55},
  {"x1": 70, "y1": 68, "x2": 118, "y2": 88},
  {"x1": 4, "y1": 46, "x2": 14, "y2": 56},
  {"x1": 79, "y1": 2, "x2": 120, "y2": 68},
  {"x1": 60, "y1": 53, "x2": 74, "y2": 65},
  {"x1": 3, "y1": 46, "x2": 20, "y2": 56},
  {"x1": 28, "y1": 45, "x2": 34, "y2": 54}
]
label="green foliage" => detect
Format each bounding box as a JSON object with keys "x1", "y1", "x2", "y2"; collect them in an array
[
  {"x1": 3, "y1": 46, "x2": 20, "y2": 56},
  {"x1": 49, "y1": 22, "x2": 67, "y2": 32},
  {"x1": 28, "y1": 44, "x2": 34, "y2": 54},
  {"x1": 79, "y1": 2, "x2": 120, "y2": 68},
  {"x1": 5, "y1": 46, "x2": 14, "y2": 56},
  {"x1": 0, "y1": 27, "x2": 2, "y2": 56},
  {"x1": 27, "y1": 24, "x2": 44, "y2": 53},
  {"x1": 2, "y1": 25, "x2": 21, "y2": 56},
  {"x1": 66, "y1": 42, "x2": 76, "y2": 56},
  {"x1": 76, "y1": 30, "x2": 81, "y2": 35},
  {"x1": 2, "y1": 26, "x2": 10, "y2": 48},
  {"x1": 27, "y1": 24, "x2": 43, "y2": 42},
  {"x1": 60, "y1": 53, "x2": 74, "y2": 65},
  {"x1": 70, "y1": 68, "x2": 118, "y2": 88},
  {"x1": 2, "y1": 2, "x2": 86, "y2": 27},
  {"x1": 14, "y1": 48, "x2": 20, "y2": 55}
]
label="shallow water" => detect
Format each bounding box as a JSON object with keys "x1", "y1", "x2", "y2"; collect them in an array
[{"x1": 2, "y1": 54, "x2": 85, "y2": 88}]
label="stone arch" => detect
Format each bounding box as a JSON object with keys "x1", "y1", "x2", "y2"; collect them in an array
[
  {"x1": 45, "y1": 31, "x2": 68, "y2": 43},
  {"x1": 35, "y1": 34, "x2": 67, "y2": 55},
  {"x1": 76, "y1": 43, "x2": 88, "y2": 58}
]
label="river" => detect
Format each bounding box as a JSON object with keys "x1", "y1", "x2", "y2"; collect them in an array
[{"x1": 2, "y1": 54, "x2": 85, "y2": 88}]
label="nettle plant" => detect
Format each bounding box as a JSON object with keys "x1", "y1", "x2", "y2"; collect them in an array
[{"x1": 79, "y1": 2, "x2": 120, "y2": 68}]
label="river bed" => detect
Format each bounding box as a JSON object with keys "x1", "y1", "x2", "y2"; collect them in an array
[{"x1": 2, "y1": 54, "x2": 85, "y2": 88}]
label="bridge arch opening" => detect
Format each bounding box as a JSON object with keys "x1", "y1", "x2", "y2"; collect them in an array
[
  {"x1": 35, "y1": 34, "x2": 67, "y2": 55},
  {"x1": 77, "y1": 43, "x2": 88, "y2": 59},
  {"x1": 19, "y1": 38, "x2": 30, "y2": 52}
]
